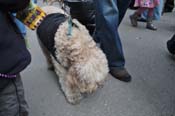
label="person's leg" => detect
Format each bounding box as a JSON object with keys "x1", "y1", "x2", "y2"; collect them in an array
[
  {"x1": 14, "y1": 75, "x2": 29, "y2": 116},
  {"x1": 0, "y1": 75, "x2": 29, "y2": 116},
  {"x1": 153, "y1": 0, "x2": 164, "y2": 20},
  {"x1": 147, "y1": 8, "x2": 154, "y2": 17},
  {"x1": 117, "y1": 0, "x2": 131, "y2": 25},
  {"x1": 94, "y1": 0, "x2": 124, "y2": 68},
  {"x1": 140, "y1": 9, "x2": 148, "y2": 21},
  {"x1": 140, "y1": 0, "x2": 163, "y2": 21},
  {"x1": 146, "y1": 8, "x2": 157, "y2": 30},
  {"x1": 164, "y1": 0, "x2": 174, "y2": 12},
  {"x1": 130, "y1": 7, "x2": 148, "y2": 27},
  {"x1": 94, "y1": 0, "x2": 131, "y2": 82}
]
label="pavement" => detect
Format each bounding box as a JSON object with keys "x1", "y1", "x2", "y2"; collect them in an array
[{"x1": 21, "y1": 1, "x2": 175, "y2": 116}]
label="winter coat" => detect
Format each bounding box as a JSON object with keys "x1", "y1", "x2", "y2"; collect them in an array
[{"x1": 0, "y1": 0, "x2": 31, "y2": 75}]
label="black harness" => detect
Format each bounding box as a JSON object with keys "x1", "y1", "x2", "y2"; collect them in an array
[{"x1": 37, "y1": 13, "x2": 67, "y2": 58}]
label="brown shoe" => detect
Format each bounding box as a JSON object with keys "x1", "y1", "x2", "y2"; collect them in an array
[{"x1": 110, "y1": 68, "x2": 132, "y2": 82}]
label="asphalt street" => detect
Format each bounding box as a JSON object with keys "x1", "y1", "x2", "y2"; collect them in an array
[{"x1": 21, "y1": 1, "x2": 175, "y2": 116}]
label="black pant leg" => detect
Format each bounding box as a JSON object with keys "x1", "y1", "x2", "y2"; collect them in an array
[{"x1": 0, "y1": 75, "x2": 29, "y2": 116}]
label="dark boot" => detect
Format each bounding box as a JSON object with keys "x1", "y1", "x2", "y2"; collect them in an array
[
  {"x1": 129, "y1": 13, "x2": 139, "y2": 27},
  {"x1": 167, "y1": 34, "x2": 175, "y2": 55},
  {"x1": 146, "y1": 17, "x2": 157, "y2": 30},
  {"x1": 110, "y1": 68, "x2": 132, "y2": 82}
]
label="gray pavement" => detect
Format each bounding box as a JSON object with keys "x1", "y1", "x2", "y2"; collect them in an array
[{"x1": 21, "y1": 2, "x2": 175, "y2": 116}]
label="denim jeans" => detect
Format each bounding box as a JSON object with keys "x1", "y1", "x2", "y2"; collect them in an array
[{"x1": 94, "y1": 0, "x2": 130, "y2": 69}]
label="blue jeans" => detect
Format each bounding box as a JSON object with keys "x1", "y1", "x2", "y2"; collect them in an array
[{"x1": 94, "y1": 0, "x2": 130, "y2": 69}]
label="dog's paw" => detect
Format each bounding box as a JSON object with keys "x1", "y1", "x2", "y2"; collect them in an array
[
  {"x1": 48, "y1": 65, "x2": 55, "y2": 71},
  {"x1": 67, "y1": 93, "x2": 82, "y2": 105},
  {"x1": 47, "y1": 62, "x2": 54, "y2": 71}
]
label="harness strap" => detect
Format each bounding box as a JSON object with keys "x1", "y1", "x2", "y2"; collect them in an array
[
  {"x1": 59, "y1": 1, "x2": 73, "y2": 39},
  {"x1": 67, "y1": 16, "x2": 72, "y2": 38}
]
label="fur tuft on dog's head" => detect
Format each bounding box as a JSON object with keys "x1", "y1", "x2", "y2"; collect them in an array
[{"x1": 42, "y1": 6, "x2": 67, "y2": 15}]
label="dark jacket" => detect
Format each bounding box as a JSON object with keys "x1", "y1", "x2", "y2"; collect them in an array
[
  {"x1": 64, "y1": 0, "x2": 95, "y2": 35},
  {"x1": 0, "y1": 0, "x2": 31, "y2": 75}
]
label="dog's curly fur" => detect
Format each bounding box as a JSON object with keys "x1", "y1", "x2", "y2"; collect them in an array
[{"x1": 38, "y1": 6, "x2": 109, "y2": 104}]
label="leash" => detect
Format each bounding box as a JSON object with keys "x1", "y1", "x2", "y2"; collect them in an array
[
  {"x1": 60, "y1": 1, "x2": 73, "y2": 38},
  {"x1": 44, "y1": 0, "x2": 73, "y2": 38},
  {"x1": 67, "y1": 16, "x2": 72, "y2": 38}
]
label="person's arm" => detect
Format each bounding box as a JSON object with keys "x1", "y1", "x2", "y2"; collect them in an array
[{"x1": 0, "y1": 0, "x2": 30, "y2": 12}]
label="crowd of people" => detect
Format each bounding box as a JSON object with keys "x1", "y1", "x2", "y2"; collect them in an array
[
  {"x1": 129, "y1": 0, "x2": 175, "y2": 54},
  {"x1": 0, "y1": 0, "x2": 174, "y2": 116}
]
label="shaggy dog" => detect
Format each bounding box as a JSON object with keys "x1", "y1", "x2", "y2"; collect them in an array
[{"x1": 37, "y1": 6, "x2": 109, "y2": 104}]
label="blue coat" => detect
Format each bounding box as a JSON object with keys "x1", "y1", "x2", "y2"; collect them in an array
[{"x1": 0, "y1": 0, "x2": 31, "y2": 75}]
